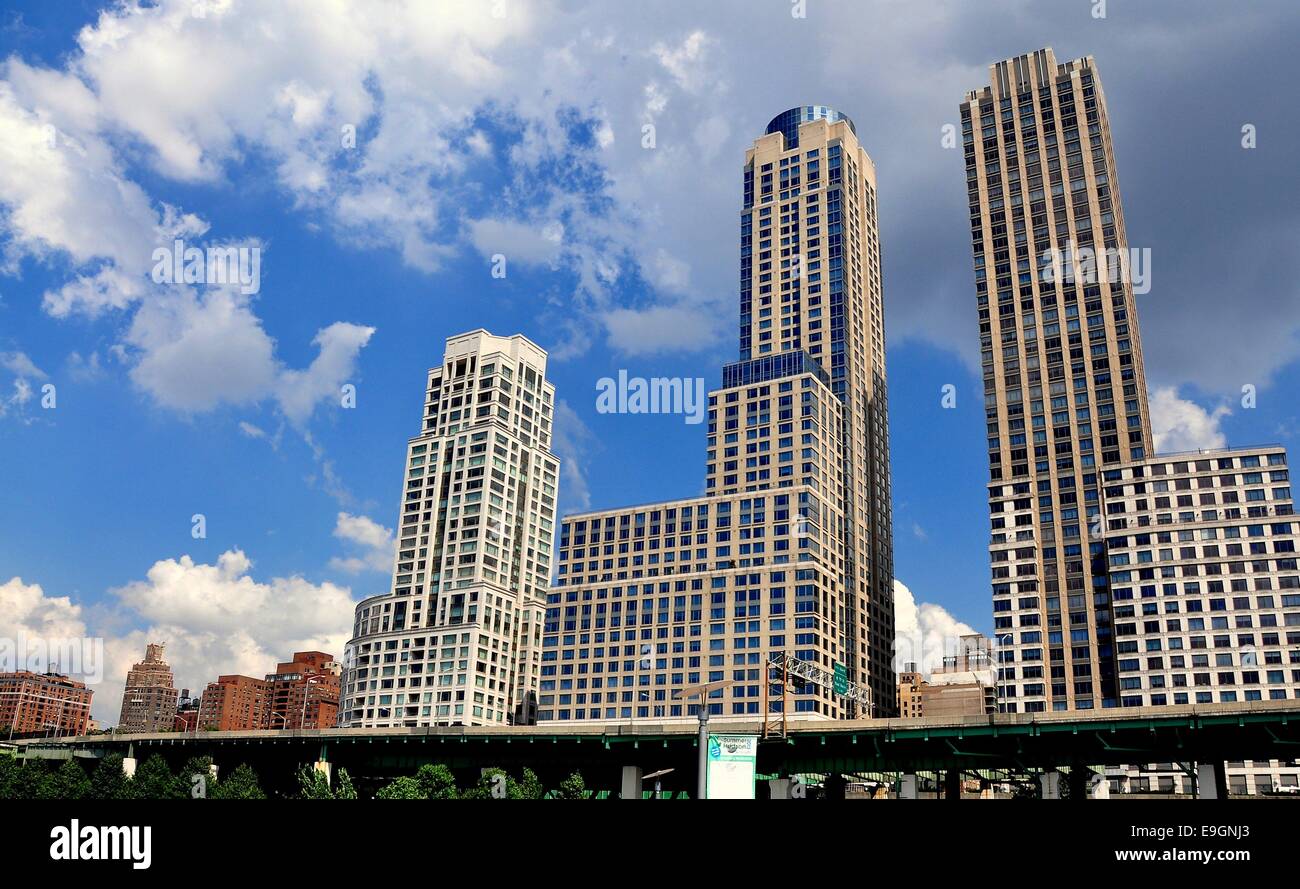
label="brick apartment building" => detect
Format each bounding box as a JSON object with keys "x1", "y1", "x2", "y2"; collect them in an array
[{"x1": 0, "y1": 671, "x2": 93, "y2": 738}]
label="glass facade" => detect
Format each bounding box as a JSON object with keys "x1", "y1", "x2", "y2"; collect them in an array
[{"x1": 765, "y1": 105, "x2": 857, "y2": 149}]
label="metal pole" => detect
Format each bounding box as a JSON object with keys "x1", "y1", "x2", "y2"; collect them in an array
[
  {"x1": 782, "y1": 656, "x2": 789, "y2": 737},
  {"x1": 300, "y1": 678, "x2": 318, "y2": 728},
  {"x1": 696, "y1": 696, "x2": 709, "y2": 800}
]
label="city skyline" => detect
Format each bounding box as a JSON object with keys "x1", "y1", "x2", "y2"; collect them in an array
[{"x1": 2, "y1": 2, "x2": 1298, "y2": 726}]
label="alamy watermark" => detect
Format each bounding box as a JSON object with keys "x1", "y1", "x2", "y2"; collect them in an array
[
  {"x1": 0, "y1": 633, "x2": 105, "y2": 683},
  {"x1": 151, "y1": 238, "x2": 261, "y2": 295},
  {"x1": 1040, "y1": 240, "x2": 1151, "y2": 295},
  {"x1": 595, "y1": 370, "x2": 706, "y2": 425}
]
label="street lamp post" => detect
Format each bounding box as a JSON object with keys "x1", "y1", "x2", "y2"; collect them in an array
[
  {"x1": 2, "y1": 689, "x2": 88, "y2": 740},
  {"x1": 300, "y1": 677, "x2": 320, "y2": 729},
  {"x1": 995, "y1": 633, "x2": 1013, "y2": 714},
  {"x1": 673, "y1": 679, "x2": 735, "y2": 800}
]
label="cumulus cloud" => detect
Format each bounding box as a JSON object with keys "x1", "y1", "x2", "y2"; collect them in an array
[
  {"x1": 1150, "y1": 386, "x2": 1230, "y2": 454},
  {"x1": 1, "y1": 34, "x2": 374, "y2": 425},
  {"x1": 98, "y1": 549, "x2": 355, "y2": 722},
  {"x1": 0, "y1": 351, "x2": 45, "y2": 379},
  {"x1": 892, "y1": 578, "x2": 979, "y2": 676},
  {"x1": 329, "y1": 512, "x2": 395, "y2": 574},
  {"x1": 552, "y1": 399, "x2": 595, "y2": 513},
  {"x1": 0, "y1": 349, "x2": 47, "y2": 419},
  {"x1": 64, "y1": 350, "x2": 104, "y2": 382},
  {"x1": 274, "y1": 322, "x2": 376, "y2": 426},
  {"x1": 3, "y1": 0, "x2": 1299, "y2": 383},
  {"x1": 602, "y1": 304, "x2": 724, "y2": 355},
  {"x1": 0, "y1": 576, "x2": 89, "y2": 648},
  {"x1": 0, "y1": 577, "x2": 102, "y2": 685},
  {"x1": 3, "y1": 547, "x2": 359, "y2": 723},
  {"x1": 467, "y1": 217, "x2": 564, "y2": 266}
]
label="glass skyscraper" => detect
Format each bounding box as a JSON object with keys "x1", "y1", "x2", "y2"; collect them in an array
[{"x1": 541, "y1": 106, "x2": 896, "y2": 723}]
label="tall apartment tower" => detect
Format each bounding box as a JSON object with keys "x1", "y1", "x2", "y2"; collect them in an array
[
  {"x1": 117, "y1": 642, "x2": 179, "y2": 732},
  {"x1": 741, "y1": 107, "x2": 895, "y2": 712},
  {"x1": 963, "y1": 49, "x2": 1154, "y2": 712},
  {"x1": 338, "y1": 331, "x2": 560, "y2": 727},
  {"x1": 540, "y1": 107, "x2": 894, "y2": 724}
]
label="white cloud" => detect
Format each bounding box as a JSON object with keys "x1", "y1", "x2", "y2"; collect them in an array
[
  {"x1": 0, "y1": 577, "x2": 99, "y2": 681},
  {"x1": 0, "y1": 1, "x2": 741, "y2": 367},
  {"x1": 552, "y1": 399, "x2": 595, "y2": 513},
  {"x1": 238, "y1": 420, "x2": 266, "y2": 439},
  {"x1": 1150, "y1": 386, "x2": 1230, "y2": 454},
  {"x1": 117, "y1": 283, "x2": 374, "y2": 423},
  {"x1": 64, "y1": 350, "x2": 104, "y2": 382},
  {"x1": 97, "y1": 548, "x2": 355, "y2": 722},
  {"x1": 892, "y1": 578, "x2": 979, "y2": 676},
  {"x1": 467, "y1": 217, "x2": 564, "y2": 266},
  {"x1": 329, "y1": 512, "x2": 395, "y2": 574},
  {"x1": 124, "y1": 286, "x2": 278, "y2": 411},
  {"x1": 0, "y1": 351, "x2": 45, "y2": 378},
  {"x1": 466, "y1": 129, "x2": 492, "y2": 157},
  {"x1": 4, "y1": 0, "x2": 1295, "y2": 406},
  {"x1": 651, "y1": 31, "x2": 719, "y2": 95},
  {"x1": 274, "y1": 322, "x2": 376, "y2": 426},
  {"x1": 602, "y1": 304, "x2": 723, "y2": 355},
  {"x1": 0, "y1": 350, "x2": 47, "y2": 420},
  {"x1": 0, "y1": 576, "x2": 88, "y2": 644}
]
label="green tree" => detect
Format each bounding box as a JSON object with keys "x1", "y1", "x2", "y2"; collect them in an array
[
  {"x1": 210, "y1": 763, "x2": 266, "y2": 800},
  {"x1": 333, "y1": 768, "x2": 358, "y2": 800},
  {"x1": 44, "y1": 760, "x2": 91, "y2": 800},
  {"x1": 89, "y1": 754, "x2": 130, "y2": 800},
  {"x1": 517, "y1": 767, "x2": 545, "y2": 800},
  {"x1": 554, "y1": 771, "x2": 587, "y2": 800},
  {"x1": 461, "y1": 766, "x2": 521, "y2": 800},
  {"x1": 0, "y1": 757, "x2": 23, "y2": 799},
  {"x1": 297, "y1": 765, "x2": 358, "y2": 799},
  {"x1": 178, "y1": 755, "x2": 215, "y2": 799},
  {"x1": 129, "y1": 754, "x2": 185, "y2": 799},
  {"x1": 14, "y1": 761, "x2": 47, "y2": 799},
  {"x1": 297, "y1": 764, "x2": 332, "y2": 800},
  {"x1": 297, "y1": 765, "x2": 333, "y2": 799},
  {"x1": 374, "y1": 775, "x2": 423, "y2": 799},
  {"x1": 0, "y1": 758, "x2": 50, "y2": 799},
  {"x1": 414, "y1": 763, "x2": 459, "y2": 799}
]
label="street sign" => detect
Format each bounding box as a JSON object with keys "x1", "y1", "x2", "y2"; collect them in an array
[
  {"x1": 769, "y1": 652, "x2": 871, "y2": 709},
  {"x1": 706, "y1": 734, "x2": 757, "y2": 799}
]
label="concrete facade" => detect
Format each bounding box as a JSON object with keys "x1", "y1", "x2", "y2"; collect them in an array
[{"x1": 338, "y1": 331, "x2": 560, "y2": 728}]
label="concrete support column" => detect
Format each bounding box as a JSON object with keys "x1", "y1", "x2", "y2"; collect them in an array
[
  {"x1": 621, "y1": 765, "x2": 643, "y2": 800},
  {"x1": 769, "y1": 778, "x2": 793, "y2": 799},
  {"x1": 1040, "y1": 770, "x2": 1061, "y2": 799},
  {"x1": 314, "y1": 759, "x2": 332, "y2": 787},
  {"x1": 1197, "y1": 761, "x2": 1229, "y2": 799},
  {"x1": 899, "y1": 773, "x2": 918, "y2": 799},
  {"x1": 944, "y1": 769, "x2": 961, "y2": 800},
  {"x1": 1089, "y1": 771, "x2": 1111, "y2": 800},
  {"x1": 122, "y1": 757, "x2": 137, "y2": 778}
]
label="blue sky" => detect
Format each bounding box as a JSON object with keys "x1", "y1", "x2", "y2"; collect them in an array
[{"x1": 1, "y1": 0, "x2": 1297, "y2": 721}]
